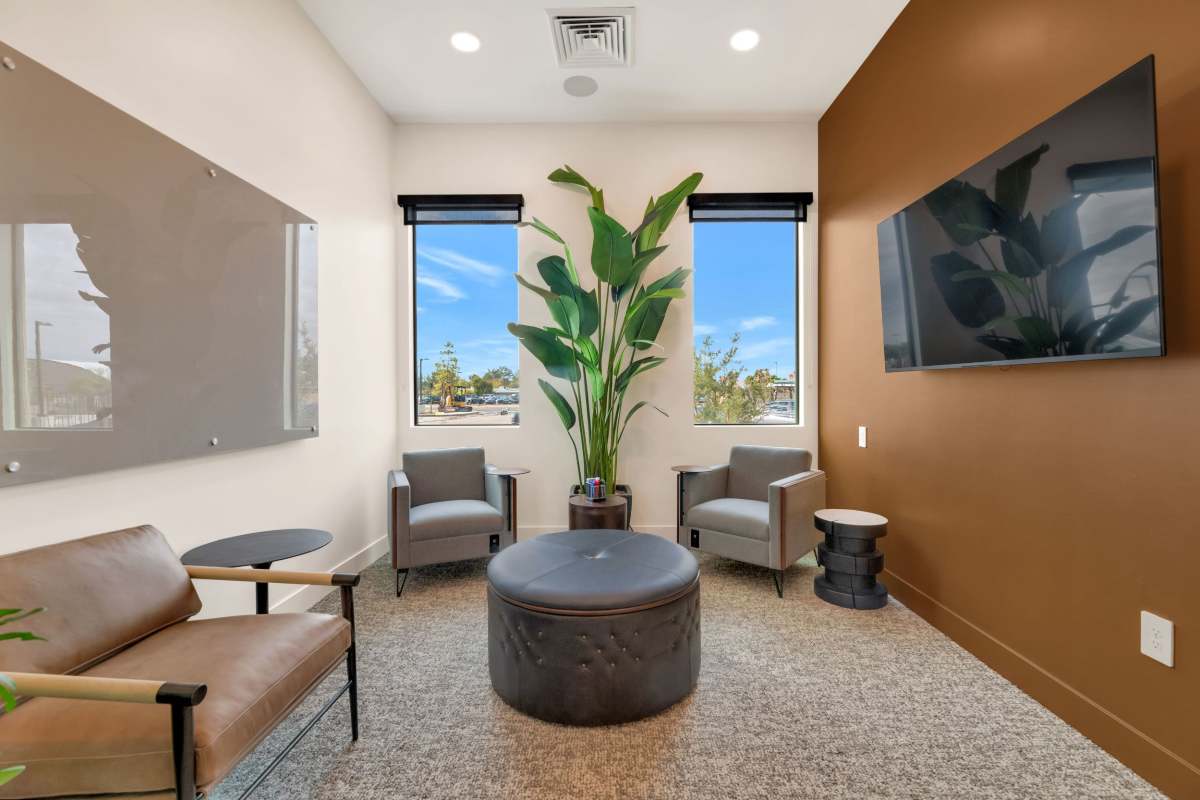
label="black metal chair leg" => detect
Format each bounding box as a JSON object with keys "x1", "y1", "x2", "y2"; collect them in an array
[
  {"x1": 773, "y1": 569, "x2": 784, "y2": 598},
  {"x1": 341, "y1": 584, "x2": 360, "y2": 741},
  {"x1": 396, "y1": 568, "x2": 409, "y2": 597}
]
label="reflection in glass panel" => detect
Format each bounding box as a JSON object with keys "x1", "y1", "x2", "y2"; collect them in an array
[
  {"x1": 285, "y1": 223, "x2": 318, "y2": 429},
  {"x1": 4, "y1": 224, "x2": 112, "y2": 430},
  {"x1": 693, "y1": 221, "x2": 799, "y2": 425},
  {"x1": 413, "y1": 223, "x2": 519, "y2": 426}
]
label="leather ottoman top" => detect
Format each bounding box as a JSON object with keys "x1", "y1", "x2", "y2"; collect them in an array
[{"x1": 487, "y1": 530, "x2": 699, "y2": 613}]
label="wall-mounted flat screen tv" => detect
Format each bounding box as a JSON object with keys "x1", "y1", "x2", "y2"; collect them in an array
[{"x1": 877, "y1": 56, "x2": 1163, "y2": 372}]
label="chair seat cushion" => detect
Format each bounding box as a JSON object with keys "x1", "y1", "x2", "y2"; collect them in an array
[
  {"x1": 410, "y1": 499, "x2": 504, "y2": 542},
  {"x1": 686, "y1": 497, "x2": 770, "y2": 541},
  {"x1": 0, "y1": 613, "x2": 350, "y2": 798}
]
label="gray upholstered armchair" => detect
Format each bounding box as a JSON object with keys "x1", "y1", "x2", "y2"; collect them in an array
[
  {"x1": 388, "y1": 447, "x2": 525, "y2": 596},
  {"x1": 675, "y1": 445, "x2": 826, "y2": 597}
]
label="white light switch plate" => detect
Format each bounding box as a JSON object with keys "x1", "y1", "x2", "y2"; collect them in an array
[
  {"x1": 1140, "y1": 611, "x2": 1174, "y2": 667},
  {"x1": 858, "y1": 426, "x2": 868, "y2": 448}
]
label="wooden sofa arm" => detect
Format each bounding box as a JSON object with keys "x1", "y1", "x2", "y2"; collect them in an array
[
  {"x1": 3, "y1": 671, "x2": 206, "y2": 706},
  {"x1": 185, "y1": 565, "x2": 360, "y2": 587}
]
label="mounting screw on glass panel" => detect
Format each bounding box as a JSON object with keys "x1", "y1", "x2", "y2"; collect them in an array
[
  {"x1": 4, "y1": 462, "x2": 19, "y2": 474},
  {"x1": 2, "y1": 56, "x2": 15, "y2": 71},
  {"x1": 207, "y1": 168, "x2": 217, "y2": 178},
  {"x1": 209, "y1": 437, "x2": 219, "y2": 447}
]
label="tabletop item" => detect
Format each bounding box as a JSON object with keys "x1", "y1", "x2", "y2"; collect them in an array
[
  {"x1": 584, "y1": 477, "x2": 607, "y2": 501},
  {"x1": 486, "y1": 529, "x2": 700, "y2": 725},
  {"x1": 812, "y1": 509, "x2": 889, "y2": 610},
  {"x1": 181, "y1": 528, "x2": 332, "y2": 614}
]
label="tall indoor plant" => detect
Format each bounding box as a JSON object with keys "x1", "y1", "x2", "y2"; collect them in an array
[
  {"x1": 509, "y1": 165, "x2": 702, "y2": 490},
  {"x1": 0, "y1": 607, "x2": 44, "y2": 787}
]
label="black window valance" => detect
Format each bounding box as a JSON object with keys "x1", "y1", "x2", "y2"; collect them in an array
[
  {"x1": 686, "y1": 192, "x2": 813, "y2": 223},
  {"x1": 397, "y1": 194, "x2": 524, "y2": 225}
]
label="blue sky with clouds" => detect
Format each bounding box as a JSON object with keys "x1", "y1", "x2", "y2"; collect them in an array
[
  {"x1": 693, "y1": 221, "x2": 797, "y2": 379},
  {"x1": 415, "y1": 224, "x2": 519, "y2": 379},
  {"x1": 415, "y1": 220, "x2": 797, "y2": 381}
]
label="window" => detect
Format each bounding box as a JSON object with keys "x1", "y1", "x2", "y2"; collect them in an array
[
  {"x1": 687, "y1": 193, "x2": 811, "y2": 426},
  {"x1": 400, "y1": 195, "x2": 522, "y2": 426},
  {"x1": 1, "y1": 223, "x2": 113, "y2": 430}
]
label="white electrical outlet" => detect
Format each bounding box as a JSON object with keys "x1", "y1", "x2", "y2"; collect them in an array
[
  {"x1": 858, "y1": 426, "x2": 868, "y2": 448},
  {"x1": 1140, "y1": 611, "x2": 1174, "y2": 667}
]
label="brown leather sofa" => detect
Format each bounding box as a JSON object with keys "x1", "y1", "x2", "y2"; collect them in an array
[{"x1": 0, "y1": 525, "x2": 360, "y2": 799}]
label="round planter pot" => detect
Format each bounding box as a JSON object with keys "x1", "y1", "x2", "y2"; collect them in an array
[{"x1": 568, "y1": 484, "x2": 633, "y2": 530}]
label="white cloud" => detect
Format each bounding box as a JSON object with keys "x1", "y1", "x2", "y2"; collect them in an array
[
  {"x1": 416, "y1": 274, "x2": 465, "y2": 301},
  {"x1": 418, "y1": 246, "x2": 506, "y2": 284},
  {"x1": 739, "y1": 315, "x2": 778, "y2": 331},
  {"x1": 737, "y1": 337, "x2": 792, "y2": 359},
  {"x1": 694, "y1": 323, "x2": 717, "y2": 336}
]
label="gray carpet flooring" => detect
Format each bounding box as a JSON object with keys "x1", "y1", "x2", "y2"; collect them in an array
[{"x1": 213, "y1": 552, "x2": 1163, "y2": 799}]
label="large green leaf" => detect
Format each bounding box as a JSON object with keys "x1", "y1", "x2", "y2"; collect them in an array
[
  {"x1": 645, "y1": 266, "x2": 690, "y2": 294},
  {"x1": 549, "y1": 165, "x2": 604, "y2": 210},
  {"x1": 613, "y1": 245, "x2": 669, "y2": 301},
  {"x1": 538, "y1": 378, "x2": 576, "y2": 431},
  {"x1": 616, "y1": 356, "x2": 667, "y2": 393},
  {"x1": 1048, "y1": 225, "x2": 1154, "y2": 307},
  {"x1": 1013, "y1": 316, "x2": 1057, "y2": 352},
  {"x1": 0, "y1": 766, "x2": 24, "y2": 787},
  {"x1": 931, "y1": 252, "x2": 1006, "y2": 329},
  {"x1": 1096, "y1": 296, "x2": 1158, "y2": 347},
  {"x1": 995, "y1": 143, "x2": 1049, "y2": 219},
  {"x1": 536, "y1": 257, "x2": 597, "y2": 337},
  {"x1": 574, "y1": 336, "x2": 600, "y2": 368},
  {"x1": 641, "y1": 172, "x2": 703, "y2": 250},
  {"x1": 520, "y1": 216, "x2": 564, "y2": 245},
  {"x1": 1000, "y1": 238, "x2": 1041, "y2": 278},
  {"x1": 515, "y1": 275, "x2": 580, "y2": 338},
  {"x1": 924, "y1": 180, "x2": 1001, "y2": 246},
  {"x1": 1039, "y1": 195, "x2": 1087, "y2": 266},
  {"x1": 950, "y1": 268, "x2": 1032, "y2": 297},
  {"x1": 508, "y1": 323, "x2": 579, "y2": 381},
  {"x1": 576, "y1": 289, "x2": 599, "y2": 337},
  {"x1": 623, "y1": 293, "x2": 672, "y2": 349},
  {"x1": 588, "y1": 207, "x2": 635, "y2": 285}
]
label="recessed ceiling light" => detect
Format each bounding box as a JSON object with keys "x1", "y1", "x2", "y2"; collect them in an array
[
  {"x1": 450, "y1": 32, "x2": 481, "y2": 53},
  {"x1": 563, "y1": 75, "x2": 599, "y2": 98},
  {"x1": 729, "y1": 29, "x2": 760, "y2": 52}
]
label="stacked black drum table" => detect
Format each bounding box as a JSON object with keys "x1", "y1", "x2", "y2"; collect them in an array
[{"x1": 813, "y1": 508, "x2": 889, "y2": 610}]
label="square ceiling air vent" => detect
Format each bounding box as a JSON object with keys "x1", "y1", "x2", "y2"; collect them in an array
[{"x1": 547, "y1": 7, "x2": 634, "y2": 68}]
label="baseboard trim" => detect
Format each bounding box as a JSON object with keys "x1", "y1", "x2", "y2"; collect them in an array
[
  {"x1": 271, "y1": 534, "x2": 390, "y2": 614},
  {"x1": 884, "y1": 567, "x2": 1200, "y2": 798}
]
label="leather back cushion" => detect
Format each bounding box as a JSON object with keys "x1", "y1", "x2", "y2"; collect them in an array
[
  {"x1": 0, "y1": 525, "x2": 201, "y2": 675},
  {"x1": 403, "y1": 447, "x2": 485, "y2": 506},
  {"x1": 727, "y1": 445, "x2": 812, "y2": 501}
]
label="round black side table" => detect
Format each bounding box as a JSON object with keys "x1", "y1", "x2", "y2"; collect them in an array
[
  {"x1": 181, "y1": 528, "x2": 332, "y2": 614},
  {"x1": 813, "y1": 509, "x2": 889, "y2": 610}
]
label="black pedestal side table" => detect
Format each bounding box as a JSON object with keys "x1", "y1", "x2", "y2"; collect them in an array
[
  {"x1": 181, "y1": 528, "x2": 333, "y2": 614},
  {"x1": 813, "y1": 509, "x2": 889, "y2": 610}
]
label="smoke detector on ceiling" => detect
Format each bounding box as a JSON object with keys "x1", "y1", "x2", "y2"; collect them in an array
[{"x1": 547, "y1": 7, "x2": 634, "y2": 68}]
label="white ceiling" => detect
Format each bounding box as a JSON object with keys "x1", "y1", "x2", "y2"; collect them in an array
[{"x1": 298, "y1": 0, "x2": 908, "y2": 124}]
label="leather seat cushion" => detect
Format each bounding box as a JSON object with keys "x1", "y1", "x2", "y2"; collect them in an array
[
  {"x1": 487, "y1": 530, "x2": 699, "y2": 612},
  {"x1": 410, "y1": 499, "x2": 504, "y2": 542},
  {"x1": 0, "y1": 613, "x2": 350, "y2": 798},
  {"x1": 686, "y1": 497, "x2": 771, "y2": 542}
]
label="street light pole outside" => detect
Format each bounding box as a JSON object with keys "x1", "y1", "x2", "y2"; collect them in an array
[{"x1": 34, "y1": 320, "x2": 54, "y2": 420}]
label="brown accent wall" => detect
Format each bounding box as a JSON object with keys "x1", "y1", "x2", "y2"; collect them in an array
[{"x1": 817, "y1": 2, "x2": 1200, "y2": 796}]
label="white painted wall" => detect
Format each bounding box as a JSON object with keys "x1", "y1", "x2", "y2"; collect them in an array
[
  {"x1": 0, "y1": 1, "x2": 397, "y2": 617},
  {"x1": 394, "y1": 123, "x2": 819, "y2": 536}
]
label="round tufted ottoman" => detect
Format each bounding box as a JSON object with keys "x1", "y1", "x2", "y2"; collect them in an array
[{"x1": 486, "y1": 529, "x2": 701, "y2": 726}]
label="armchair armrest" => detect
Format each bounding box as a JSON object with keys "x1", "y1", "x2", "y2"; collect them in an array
[
  {"x1": 679, "y1": 464, "x2": 730, "y2": 516},
  {"x1": 769, "y1": 469, "x2": 827, "y2": 569},
  {"x1": 2, "y1": 671, "x2": 206, "y2": 706},
  {"x1": 389, "y1": 469, "x2": 411, "y2": 570},
  {"x1": 185, "y1": 565, "x2": 360, "y2": 587}
]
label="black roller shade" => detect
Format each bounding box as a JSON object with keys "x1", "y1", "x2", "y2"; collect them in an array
[
  {"x1": 397, "y1": 194, "x2": 524, "y2": 225},
  {"x1": 687, "y1": 192, "x2": 813, "y2": 223}
]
